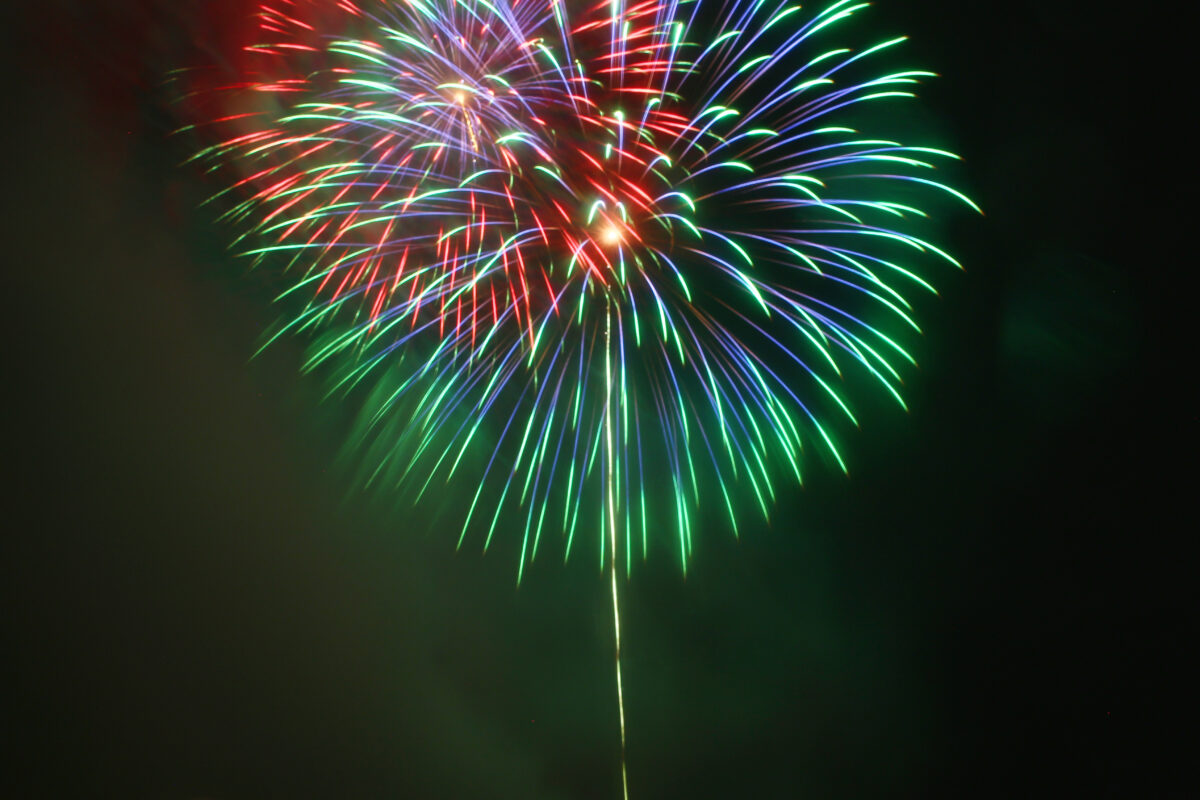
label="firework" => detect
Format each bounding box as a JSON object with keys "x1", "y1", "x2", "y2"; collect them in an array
[{"x1": 189, "y1": 0, "x2": 976, "y2": 578}]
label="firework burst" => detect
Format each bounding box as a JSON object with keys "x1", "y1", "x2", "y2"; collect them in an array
[{"x1": 187, "y1": 0, "x2": 977, "y2": 578}]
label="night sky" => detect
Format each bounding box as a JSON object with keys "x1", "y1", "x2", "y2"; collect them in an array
[{"x1": 3, "y1": 2, "x2": 1186, "y2": 798}]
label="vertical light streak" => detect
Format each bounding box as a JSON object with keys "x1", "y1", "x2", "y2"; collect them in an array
[{"x1": 605, "y1": 295, "x2": 630, "y2": 800}]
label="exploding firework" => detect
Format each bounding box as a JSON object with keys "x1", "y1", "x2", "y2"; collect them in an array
[{"x1": 186, "y1": 0, "x2": 977, "y2": 578}]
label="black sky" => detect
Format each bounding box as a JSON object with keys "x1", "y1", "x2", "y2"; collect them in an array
[{"x1": 2, "y1": 1, "x2": 1187, "y2": 798}]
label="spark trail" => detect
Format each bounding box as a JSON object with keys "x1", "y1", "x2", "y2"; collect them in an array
[{"x1": 605, "y1": 296, "x2": 629, "y2": 799}]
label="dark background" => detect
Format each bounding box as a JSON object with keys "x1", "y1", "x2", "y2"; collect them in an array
[{"x1": 2, "y1": 1, "x2": 1186, "y2": 798}]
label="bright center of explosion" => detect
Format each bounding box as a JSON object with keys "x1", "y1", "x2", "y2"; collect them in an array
[{"x1": 599, "y1": 224, "x2": 623, "y2": 247}]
